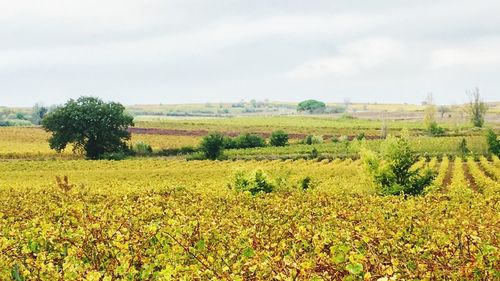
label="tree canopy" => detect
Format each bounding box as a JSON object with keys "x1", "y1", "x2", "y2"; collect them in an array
[
  {"x1": 297, "y1": 99, "x2": 326, "y2": 113},
  {"x1": 466, "y1": 88, "x2": 487, "y2": 127},
  {"x1": 42, "y1": 96, "x2": 134, "y2": 159}
]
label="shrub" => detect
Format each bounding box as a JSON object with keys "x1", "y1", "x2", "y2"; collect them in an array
[
  {"x1": 303, "y1": 134, "x2": 322, "y2": 145},
  {"x1": 355, "y1": 132, "x2": 365, "y2": 140},
  {"x1": 309, "y1": 148, "x2": 319, "y2": 159},
  {"x1": 233, "y1": 170, "x2": 274, "y2": 195},
  {"x1": 200, "y1": 132, "x2": 226, "y2": 160},
  {"x1": 270, "y1": 130, "x2": 289, "y2": 146},
  {"x1": 458, "y1": 138, "x2": 470, "y2": 157},
  {"x1": 179, "y1": 146, "x2": 198, "y2": 155},
  {"x1": 486, "y1": 129, "x2": 500, "y2": 156},
  {"x1": 234, "y1": 133, "x2": 266, "y2": 149},
  {"x1": 133, "y1": 142, "x2": 153, "y2": 156},
  {"x1": 299, "y1": 176, "x2": 313, "y2": 190},
  {"x1": 222, "y1": 136, "x2": 237, "y2": 149},
  {"x1": 427, "y1": 122, "x2": 445, "y2": 136},
  {"x1": 100, "y1": 151, "x2": 128, "y2": 161},
  {"x1": 362, "y1": 136, "x2": 435, "y2": 196}
]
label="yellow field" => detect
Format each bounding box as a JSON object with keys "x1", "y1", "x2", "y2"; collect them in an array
[
  {"x1": 0, "y1": 158, "x2": 498, "y2": 280},
  {"x1": 0, "y1": 127, "x2": 200, "y2": 158}
]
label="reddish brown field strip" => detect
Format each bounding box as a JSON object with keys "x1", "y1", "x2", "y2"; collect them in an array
[
  {"x1": 441, "y1": 160, "x2": 454, "y2": 192},
  {"x1": 128, "y1": 127, "x2": 383, "y2": 140},
  {"x1": 462, "y1": 163, "x2": 479, "y2": 192}
]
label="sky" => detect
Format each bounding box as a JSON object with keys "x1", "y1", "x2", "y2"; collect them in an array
[{"x1": 1, "y1": 0, "x2": 499, "y2": 107}]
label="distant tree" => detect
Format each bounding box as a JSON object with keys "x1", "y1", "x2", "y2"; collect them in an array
[
  {"x1": 200, "y1": 132, "x2": 226, "y2": 160},
  {"x1": 269, "y1": 130, "x2": 289, "y2": 146},
  {"x1": 297, "y1": 99, "x2": 326, "y2": 114},
  {"x1": 380, "y1": 120, "x2": 388, "y2": 139},
  {"x1": 31, "y1": 103, "x2": 49, "y2": 125},
  {"x1": 423, "y1": 93, "x2": 436, "y2": 127},
  {"x1": 438, "y1": 105, "x2": 450, "y2": 118},
  {"x1": 15, "y1": 113, "x2": 26, "y2": 120},
  {"x1": 42, "y1": 96, "x2": 134, "y2": 159},
  {"x1": 465, "y1": 88, "x2": 487, "y2": 127},
  {"x1": 423, "y1": 93, "x2": 444, "y2": 136}
]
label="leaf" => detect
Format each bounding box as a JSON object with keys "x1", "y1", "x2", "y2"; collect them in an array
[
  {"x1": 346, "y1": 262, "x2": 363, "y2": 275},
  {"x1": 11, "y1": 264, "x2": 24, "y2": 281},
  {"x1": 242, "y1": 247, "x2": 255, "y2": 258},
  {"x1": 194, "y1": 239, "x2": 205, "y2": 250}
]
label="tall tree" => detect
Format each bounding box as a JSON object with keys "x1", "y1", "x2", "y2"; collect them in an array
[
  {"x1": 42, "y1": 96, "x2": 134, "y2": 159},
  {"x1": 466, "y1": 88, "x2": 488, "y2": 127},
  {"x1": 423, "y1": 93, "x2": 436, "y2": 128},
  {"x1": 31, "y1": 103, "x2": 49, "y2": 125}
]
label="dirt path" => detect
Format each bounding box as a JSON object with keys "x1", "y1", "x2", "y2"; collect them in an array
[
  {"x1": 462, "y1": 163, "x2": 479, "y2": 192},
  {"x1": 441, "y1": 160, "x2": 454, "y2": 192}
]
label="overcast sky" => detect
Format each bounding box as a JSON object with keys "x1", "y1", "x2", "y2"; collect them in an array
[{"x1": 1, "y1": 0, "x2": 499, "y2": 107}]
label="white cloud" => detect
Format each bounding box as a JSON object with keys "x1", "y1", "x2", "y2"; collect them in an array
[
  {"x1": 286, "y1": 38, "x2": 404, "y2": 79},
  {"x1": 0, "y1": 14, "x2": 383, "y2": 70},
  {"x1": 431, "y1": 38, "x2": 500, "y2": 68}
]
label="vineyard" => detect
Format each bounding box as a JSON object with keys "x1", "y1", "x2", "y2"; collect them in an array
[{"x1": 1, "y1": 157, "x2": 499, "y2": 280}]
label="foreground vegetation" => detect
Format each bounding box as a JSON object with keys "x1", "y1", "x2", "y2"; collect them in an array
[
  {"x1": 1, "y1": 98, "x2": 499, "y2": 280},
  {"x1": 0, "y1": 157, "x2": 498, "y2": 280}
]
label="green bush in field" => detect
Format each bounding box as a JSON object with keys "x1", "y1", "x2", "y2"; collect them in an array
[
  {"x1": 133, "y1": 142, "x2": 153, "y2": 156},
  {"x1": 233, "y1": 170, "x2": 274, "y2": 195},
  {"x1": 234, "y1": 133, "x2": 266, "y2": 149},
  {"x1": 355, "y1": 132, "x2": 366, "y2": 140},
  {"x1": 269, "y1": 130, "x2": 288, "y2": 147},
  {"x1": 303, "y1": 134, "x2": 322, "y2": 145},
  {"x1": 222, "y1": 136, "x2": 237, "y2": 149},
  {"x1": 427, "y1": 122, "x2": 445, "y2": 136},
  {"x1": 200, "y1": 132, "x2": 226, "y2": 160},
  {"x1": 486, "y1": 129, "x2": 500, "y2": 156},
  {"x1": 362, "y1": 135, "x2": 435, "y2": 196},
  {"x1": 458, "y1": 138, "x2": 470, "y2": 157}
]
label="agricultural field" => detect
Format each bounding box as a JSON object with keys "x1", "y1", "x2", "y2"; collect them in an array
[
  {"x1": 1, "y1": 112, "x2": 499, "y2": 280},
  {"x1": 0, "y1": 156, "x2": 499, "y2": 280}
]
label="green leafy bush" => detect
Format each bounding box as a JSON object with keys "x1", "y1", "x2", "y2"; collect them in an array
[
  {"x1": 362, "y1": 135, "x2": 435, "y2": 196},
  {"x1": 427, "y1": 122, "x2": 445, "y2": 136},
  {"x1": 299, "y1": 176, "x2": 314, "y2": 190},
  {"x1": 269, "y1": 130, "x2": 288, "y2": 147},
  {"x1": 486, "y1": 129, "x2": 500, "y2": 156},
  {"x1": 458, "y1": 138, "x2": 470, "y2": 157},
  {"x1": 133, "y1": 142, "x2": 153, "y2": 156},
  {"x1": 200, "y1": 132, "x2": 226, "y2": 160},
  {"x1": 234, "y1": 133, "x2": 266, "y2": 149},
  {"x1": 303, "y1": 134, "x2": 323, "y2": 145},
  {"x1": 355, "y1": 132, "x2": 366, "y2": 140},
  {"x1": 100, "y1": 151, "x2": 128, "y2": 161},
  {"x1": 233, "y1": 170, "x2": 274, "y2": 195},
  {"x1": 222, "y1": 136, "x2": 237, "y2": 149}
]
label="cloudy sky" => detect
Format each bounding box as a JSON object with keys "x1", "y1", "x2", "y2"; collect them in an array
[{"x1": 1, "y1": 0, "x2": 499, "y2": 107}]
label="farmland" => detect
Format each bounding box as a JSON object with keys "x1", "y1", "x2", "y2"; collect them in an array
[{"x1": 0, "y1": 111, "x2": 499, "y2": 280}]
